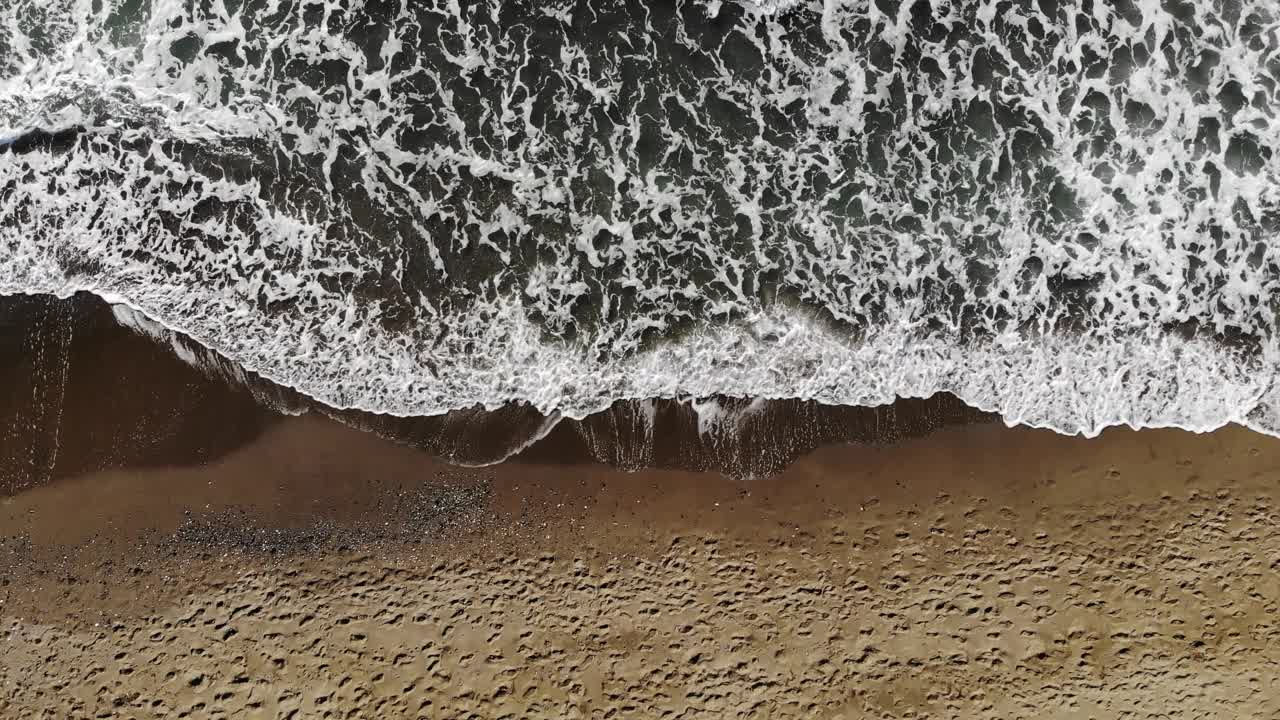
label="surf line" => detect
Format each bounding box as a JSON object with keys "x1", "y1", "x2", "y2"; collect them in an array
[{"x1": 0, "y1": 126, "x2": 86, "y2": 154}]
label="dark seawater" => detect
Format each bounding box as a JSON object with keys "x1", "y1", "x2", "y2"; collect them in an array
[{"x1": 1, "y1": 0, "x2": 1279, "y2": 440}]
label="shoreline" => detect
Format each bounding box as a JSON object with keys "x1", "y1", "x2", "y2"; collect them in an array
[
  {"x1": 4, "y1": 293, "x2": 1280, "y2": 717},
  {"x1": 0, "y1": 292, "x2": 997, "y2": 485},
  {"x1": 6, "y1": 289, "x2": 1276, "y2": 445}
]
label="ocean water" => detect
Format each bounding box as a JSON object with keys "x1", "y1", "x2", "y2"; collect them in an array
[{"x1": 1, "y1": 0, "x2": 1278, "y2": 442}]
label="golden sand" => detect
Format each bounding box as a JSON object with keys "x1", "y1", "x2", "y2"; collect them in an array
[{"x1": 3, "y1": 414, "x2": 1280, "y2": 719}]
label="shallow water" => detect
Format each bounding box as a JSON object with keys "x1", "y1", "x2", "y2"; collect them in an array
[{"x1": 0, "y1": 293, "x2": 992, "y2": 483}]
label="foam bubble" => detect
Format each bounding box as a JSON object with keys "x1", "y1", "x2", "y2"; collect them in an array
[{"x1": 0, "y1": 0, "x2": 1277, "y2": 439}]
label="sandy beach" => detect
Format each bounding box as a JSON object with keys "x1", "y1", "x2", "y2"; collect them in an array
[{"x1": 3, "y1": 409, "x2": 1280, "y2": 718}]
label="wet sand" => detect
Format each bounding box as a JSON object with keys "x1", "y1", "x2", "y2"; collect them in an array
[
  {"x1": 3, "y1": 415, "x2": 1280, "y2": 718},
  {"x1": 3, "y1": 294, "x2": 1280, "y2": 718}
]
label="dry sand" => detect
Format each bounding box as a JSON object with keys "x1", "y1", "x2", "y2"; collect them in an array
[{"x1": 3, "y1": 413, "x2": 1280, "y2": 719}]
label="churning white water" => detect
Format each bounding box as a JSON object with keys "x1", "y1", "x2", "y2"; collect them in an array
[{"x1": 1, "y1": 0, "x2": 1278, "y2": 437}]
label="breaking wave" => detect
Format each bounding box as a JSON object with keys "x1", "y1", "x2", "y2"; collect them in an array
[{"x1": 2, "y1": 0, "x2": 1279, "y2": 438}]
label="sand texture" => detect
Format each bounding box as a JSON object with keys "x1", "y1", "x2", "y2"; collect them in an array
[{"x1": 3, "y1": 416, "x2": 1280, "y2": 719}]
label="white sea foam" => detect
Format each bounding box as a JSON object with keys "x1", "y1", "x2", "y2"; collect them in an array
[{"x1": 0, "y1": 0, "x2": 1278, "y2": 438}]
